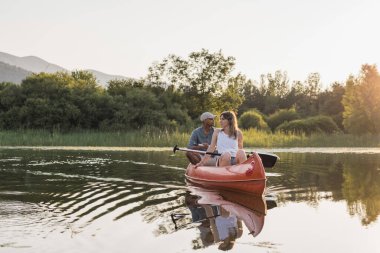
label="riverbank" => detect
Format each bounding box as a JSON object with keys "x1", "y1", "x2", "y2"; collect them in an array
[
  {"x1": 1, "y1": 129, "x2": 379, "y2": 148},
  {"x1": 2, "y1": 146, "x2": 380, "y2": 154}
]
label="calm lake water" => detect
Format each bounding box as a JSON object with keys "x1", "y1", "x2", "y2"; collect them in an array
[{"x1": 1, "y1": 147, "x2": 380, "y2": 253}]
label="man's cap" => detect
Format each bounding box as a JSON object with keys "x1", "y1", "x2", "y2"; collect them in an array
[{"x1": 200, "y1": 112, "x2": 216, "y2": 121}]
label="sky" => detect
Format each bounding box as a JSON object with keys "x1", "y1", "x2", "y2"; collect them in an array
[{"x1": 1, "y1": 0, "x2": 379, "y2": 87}]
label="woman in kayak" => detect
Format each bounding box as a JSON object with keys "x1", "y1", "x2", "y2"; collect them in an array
[{"x1": 196, "y1": 111, "x2": 247, "y2": 167}]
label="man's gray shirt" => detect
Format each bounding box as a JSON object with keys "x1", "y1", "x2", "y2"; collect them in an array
[{"x1": 187, "y1": 127, "x2": 214, "y2": 148}]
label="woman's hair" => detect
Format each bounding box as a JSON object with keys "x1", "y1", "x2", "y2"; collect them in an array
[{"x1": 220, "y1": 111, "x2": 238, "y2": 139}]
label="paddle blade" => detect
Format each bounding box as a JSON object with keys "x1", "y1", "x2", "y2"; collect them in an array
[{"x1": 258, "y1": 152, "x2": 279, "y2": 168}]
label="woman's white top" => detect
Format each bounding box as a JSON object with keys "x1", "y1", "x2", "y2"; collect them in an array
[
  {"x1": 215, "y1": 215, "x2": 238, "y2": 240},
  {"x1": 217, "y1": 130, "x2": 238, "y2": 157}
]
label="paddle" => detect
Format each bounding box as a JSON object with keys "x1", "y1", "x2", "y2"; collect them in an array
[
  {"x1": 170, "y1": 212, "x2": 219, "y2": 230},
  {"x1": 173, "y1": 145, "x2": 279, "y2": 168}
]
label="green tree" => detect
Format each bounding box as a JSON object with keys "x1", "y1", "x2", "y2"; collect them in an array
[
  {"x1": 342, "y1": 64, "x2": 380, "y2": 134},
  {"x1": 238, "y1": 80, "x2": 264, "y2": 115},
  {"x1": 20, "y1": 72, "x2": 77, "y2": 131},
  {"x1": 107, "y1": 79, "x2": 164, "y2": 129},
  {"x1": 266, "y1": 70, "x2": 290, "y2": 97},
  {"x1": 318, "y1": 82, "x2": 345, "y2": 129},
  {"x1": 146, "y1": 49, "x2": 235, "y2": 119},
  {"x1": 292, "y1": 73, "x2": 321, "y2": 117},
  {"x1": 150, "y1": 84, "x2": 192, "y2": 128},
  {"x1": 215, "y1": 74, "x2": 246, "y2": 113},
  {"x1": 0, "y1": 82, "x2": 23, "y2": 111},
  {"x1": 17, "y1": 71, "x2": 112, "y2": 131},
  {"x1": 0, "y1": 82, "x2": 24, "y2": 129},
  {"x1": 258, "y1": 70, "x2": 290, "y2": 114},
  {"x1": 69, "y1": 70, "x2": 112, "y2": 129},
  {"x1": 108, "y1": 79, "x2": 191, "y2": 130},
  {"x1": 108, "y1": 78, "x2": 144, "y2": 96}
]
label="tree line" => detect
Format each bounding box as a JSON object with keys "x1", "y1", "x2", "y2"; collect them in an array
[{"x1": 0, "y1": 49, "x2": 379, "y2": 135}]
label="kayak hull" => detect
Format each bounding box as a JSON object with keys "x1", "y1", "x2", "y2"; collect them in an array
[{"x1": 185, "y1": 152, "x2": 266, "y2": 196}]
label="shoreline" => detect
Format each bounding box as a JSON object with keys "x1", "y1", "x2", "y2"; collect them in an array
[{"x1": 2, "y1": 145, "x2": 380, "y2": 154}]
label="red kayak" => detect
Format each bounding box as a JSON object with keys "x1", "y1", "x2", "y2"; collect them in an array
[{"x1": 185, "y1": 152, "x2": 266, "y2": 196}]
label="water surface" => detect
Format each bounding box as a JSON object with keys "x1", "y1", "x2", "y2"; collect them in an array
[{"x1": 0, "y1": 147, "x2": 379, "y2": 252}]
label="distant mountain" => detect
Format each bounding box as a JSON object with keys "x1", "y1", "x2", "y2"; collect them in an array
[
  {"x1": 0, "y1": 61, "x2": 32, "y2": 84},
  {"x1": 84, "y1": 69, "x2": 128, "y2": 86},
  {"x1": 0, "y1": 52, "x2": 65, "y2": 73},
  {"x1": 0, "y1": 52, "x2": 129, "y2": 86}
]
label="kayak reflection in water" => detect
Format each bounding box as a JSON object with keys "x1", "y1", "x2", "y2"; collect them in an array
[
  {"x1": 185, "y1": 192, "x2": 242, "y2": 250},
  {"x1": 175, "y1": 187, "x2": 273, "y2": 251}
]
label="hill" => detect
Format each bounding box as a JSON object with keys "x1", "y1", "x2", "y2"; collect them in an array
[
  {"x1": 0, "y1": 61, "x2": 32, "y2": 83},
  {"x1": 0, "y1": 52, "x2": 129, "y2": 86}
]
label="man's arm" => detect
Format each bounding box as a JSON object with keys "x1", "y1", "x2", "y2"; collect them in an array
[{"x1": 187, "y1": 130, "x2": 198, "y2": 149}]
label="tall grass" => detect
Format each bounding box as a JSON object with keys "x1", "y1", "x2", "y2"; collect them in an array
[
  {"x1": 0, "y1": 129, "x2": 379, "y2": 147},
  {"x1": 0, "y1": 129, "x2": 189, "y2": 147},
  {"x1": 242, "y1": 129, "x2": 380, "y2": 147}
]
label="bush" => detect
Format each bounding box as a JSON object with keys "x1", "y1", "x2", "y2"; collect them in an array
[
  {"x1": 238, "y1": 109, "x2": 269, "y2": 131},
  {"x1": 267, "y1": 108, "x2": 300, "y2": 131},
  {"x1": 276, "y1": 115, "x2": 340, "y2": 135}
]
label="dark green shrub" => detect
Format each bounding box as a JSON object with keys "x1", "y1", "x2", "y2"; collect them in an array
[
  {"x1": 309, "y1": 115, "x2": 341, "y2": 134},
  {"x1": 276, "y1": 115, "x2": 340, "y2": 135},
  {"x1": 238, "y1": 109, "x2": 269, "y2": 131},
  {"x1": 267, "y1": 108, "x2": 300, "y2": 131}
]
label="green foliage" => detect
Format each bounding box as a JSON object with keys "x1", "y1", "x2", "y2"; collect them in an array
[
  {"x1": 292, "y1": 73, "x2": 322, "y2": 117},
  {"x1": 265, "y1": 71, "x2": 290, "y2": 97},
  {"x1": 19, "y1": 72, "x2": 76, "y2": 130},
  {"x1": 0, "y1": 82, "x2": 23, "y2": 129},
  {"x1": 0, "y1": 129, "x2": 190, "y2": 147},
  {"x1": 215, "y1": 74, "x2": 246, "y2": 112},
  {"x1": 106, "y1": 79, "x2": 191, "y2": 130},
  {"x1": 0, "y1": 72, "x2": 114, "y2": 131},
  {"x1": 259, "y1": 71, "x2": 290, "y2": 114},
  {"x1": 0, "y1": 82, "x2": 23, "y2": 109},
  {"x1": 1, "y1": 51, "x2": 379, "y2": 137},
  {"x1": 318, "y1": 82, "x2": 345, "y2": 129},
  {"x1": 107, "y1": 78, "x2": 144, "y2": 96},
  {"x1": 276, "y1": 115, "x2": 340, "y2": 135},
  {"x1": 341, "y1": 155, "x2": 380, "y2": 225},
  {"x1": 146, "y1": 49, "x2": 236, "y2": 119},
  {"x1": 342, "y1": 64, "x2": 380, "y2": 134},
  {"x1": 238, "y1": 80, "x2": 262, "y2": 115},
  {"x1": 267, "y1": 108, "x2": 300, "y2": 131},
  {"x1": 238, "y1": 109, "x2": 269, "y2": 131},
  {"x1": 1, "y1": 129, "x2": 379, "y2": 148}
]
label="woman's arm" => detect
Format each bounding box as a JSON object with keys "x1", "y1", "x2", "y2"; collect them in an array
[{"x1": 237, "y1": 130, "x2": 243, "y2": 149}]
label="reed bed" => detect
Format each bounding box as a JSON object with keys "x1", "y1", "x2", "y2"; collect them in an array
[
  {"x1": 0, "y1": 130, "x2": 189, "y2": 147},
  {"x1": 242, "y1": 129, "x2": 380, "y2": 148},
  {"x1": 0, "y1": 129, "x2": 379, "y2": 148}
]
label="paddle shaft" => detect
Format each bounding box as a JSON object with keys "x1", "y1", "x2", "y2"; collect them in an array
[
  {"x1": 173, "y1": 145, "x2": 279, "y2": 168},
  {"x1": 171, "y1": 213, "x2": 219, "y2": 230},
  {"x1": 174, "y1": 146, "x2": 222, "y2": 156}
]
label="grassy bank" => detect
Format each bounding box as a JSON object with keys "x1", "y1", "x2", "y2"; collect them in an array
[{"x1": 0, "y1": 129, "x2": 379, "y2": 148}]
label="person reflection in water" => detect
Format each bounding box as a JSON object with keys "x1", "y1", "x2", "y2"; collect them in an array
[
  {"x1": 185, "y1": 192, "x2": 242, "y2": 250},
  {"x1": 214, "y1": 207, "x2": 243, "y2": 251}
]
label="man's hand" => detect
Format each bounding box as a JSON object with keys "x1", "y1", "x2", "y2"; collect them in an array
[{"x1": 200, "y1": 143, "x2": 209, "y2": 150}]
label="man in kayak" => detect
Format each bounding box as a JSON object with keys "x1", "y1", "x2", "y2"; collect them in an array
[
  {"x1": 186, "y1": 112, "x2": 217, "y2": 165},
  {"x1": 196, "y1": 111, "x2": 247, "y2": 167}
]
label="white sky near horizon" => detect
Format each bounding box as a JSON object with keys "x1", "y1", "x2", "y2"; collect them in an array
[{"x1": 1, "y1": 0, "x2": 379, "y2": 88}]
